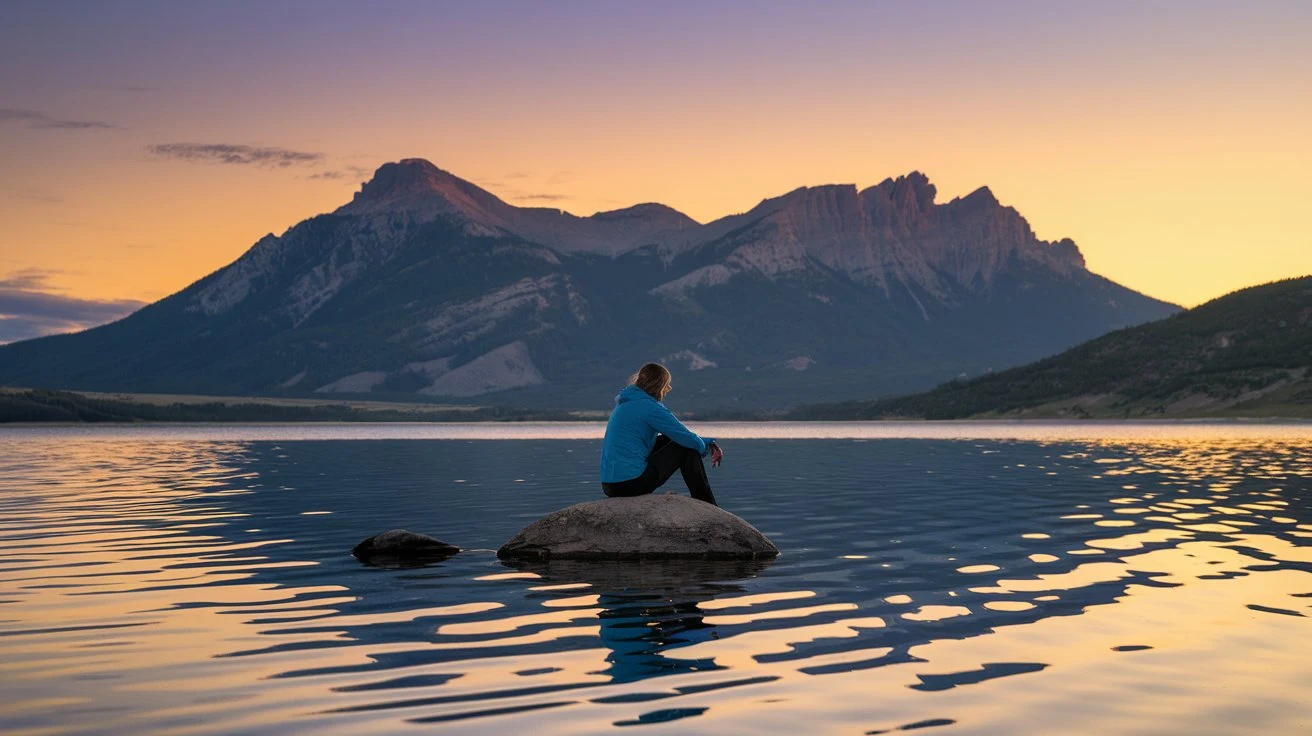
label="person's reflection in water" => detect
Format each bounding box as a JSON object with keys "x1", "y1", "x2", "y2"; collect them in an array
[
  {"x1": 596, "y1": 588, "x2": 724, "y2": 682},
  {"x1": 508, "y1": 559, "x2": 774, "y2": 684}
]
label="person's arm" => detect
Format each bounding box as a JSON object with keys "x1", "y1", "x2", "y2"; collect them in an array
[{"x1": 647, "y1": 403, "x2": 711, "y2": 455}]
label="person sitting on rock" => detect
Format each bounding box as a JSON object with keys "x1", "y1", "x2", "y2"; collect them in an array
[{"x1": 599, "y1": 362, "x2": 723, "y2": 505}]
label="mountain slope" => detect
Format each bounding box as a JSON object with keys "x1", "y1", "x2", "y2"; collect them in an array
[
  {"x1": 0, "y1": 158, "x2": 1179, "y2": 410},
  {"x1": 790, "y1": 276, "x2": 1312, "y2": 419}
]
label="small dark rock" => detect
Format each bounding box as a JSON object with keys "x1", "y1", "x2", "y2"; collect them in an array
[{"x1": 352, "y1": 529, "x2": 459, "y2": 566}]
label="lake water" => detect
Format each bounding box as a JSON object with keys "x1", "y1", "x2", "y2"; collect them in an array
[{"x1": 1, "y1": 422, "x2": 1309, "y2": 735}]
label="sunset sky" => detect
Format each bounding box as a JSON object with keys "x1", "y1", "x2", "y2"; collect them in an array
[{"x1": 1, "y1": 1, "x2": 1309, "y2": 342}]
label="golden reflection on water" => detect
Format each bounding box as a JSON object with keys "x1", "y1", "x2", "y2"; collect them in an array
[
  {"x1": 699, "y1": 591, "x2": 816, "y2": 610},
  {"x1": 0, "y1": 429, "x2": 1308, "y2": 734}
]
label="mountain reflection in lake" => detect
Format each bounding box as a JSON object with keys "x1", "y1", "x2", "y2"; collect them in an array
[{"x1": 0, "y1": 424, "x2": 1308, "y2": 734}]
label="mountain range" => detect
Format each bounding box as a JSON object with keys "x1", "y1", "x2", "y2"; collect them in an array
[{"x1": 0, "y1": 158, "x2": 1179, "y2": 410}]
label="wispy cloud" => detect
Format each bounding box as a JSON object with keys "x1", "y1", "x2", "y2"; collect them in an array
[
  {"x1": 147, "y1": 142, "x2": 325, "y2": 168},
  {"x1": 38, "y1": 119, "x2": 113, "y2": 130},
  {"x1": 0, "y1": 270, "x2": 52, "y2": 290},
  {"x1": 480, "y1": 171, "x2": 574, "y2": 204},
  {"x1": 304, "y1": 165, "x2": 371, "y2": 180},
  {"x1": 0, "y1": 108, "x2": 114, "y2": 130},
  {"x1": 0, "y1": 269, "x2": 145, "y2": 345}
]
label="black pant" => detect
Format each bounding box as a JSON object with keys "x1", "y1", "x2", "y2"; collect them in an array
[{"x1": 602, "y1": 434, "x2": 718, "y2": 506}]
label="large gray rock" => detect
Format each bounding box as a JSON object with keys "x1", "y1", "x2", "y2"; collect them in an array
[
  {"x1": 497, "y1": 494, "x2": 779, "y2": 561},
  {"x1": 352, "y1": 529, "x2": 459, "y2": 566}
]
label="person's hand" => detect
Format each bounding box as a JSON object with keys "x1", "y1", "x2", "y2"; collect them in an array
[{"x1": 709, "y1": 442, "x2": 724, "y2": 468}]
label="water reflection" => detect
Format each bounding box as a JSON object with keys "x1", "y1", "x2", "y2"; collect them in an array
[
  {"x1": 0, "y1": 427, "x2": 1307, "y2": 734},
  {"x1": 508, "y1": 559, "x2": 775, "y2": 685}
]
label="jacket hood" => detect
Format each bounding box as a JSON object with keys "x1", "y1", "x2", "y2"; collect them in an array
[{"x1": 615, "y1": 384, "x2": 655, "y2": 405}]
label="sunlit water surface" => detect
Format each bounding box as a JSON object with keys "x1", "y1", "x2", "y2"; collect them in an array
[{"x1": 1, "y1": 422, "x2": 1309, "y2": 735}]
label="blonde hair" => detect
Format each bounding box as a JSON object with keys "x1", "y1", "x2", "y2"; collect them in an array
[{"x1": 630, "y1": 362, "x2": 672, "y2": 400}]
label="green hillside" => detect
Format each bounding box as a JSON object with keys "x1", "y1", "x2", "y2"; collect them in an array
[{"x1": 790, "y1": 276, "x2": 1312, "y2": 419}]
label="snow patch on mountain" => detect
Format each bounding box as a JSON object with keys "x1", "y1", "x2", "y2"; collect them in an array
[
  {"x1": 419, "y1": 341, "x2": 544, "y2": 396},
  {"x1": 190, "y1": 234, "x2": 280, "y2": 315},
  {"x1": 315, "y1": 371, "x2": 388, "y2": 393},
  {"x1": 662, "y1": 350, "x2": 718, "y2": 371},
  {"x1": 402, "y1": 356, "x2": 453, "y2": 379},
  {"x1": 283, "y1": 216, "x2": 443, "y2": 325},
  {"x1": 724, "y1": 236, "x2": 809, "y2": 278},
  {"x1": 903, "y1": 283, "x2": 932, "y2": 322},
  {"x1": 781, "y1": 355, "x2": 814, "y2": 371},
  {"x1": 400, "y1": 275, "x2": 587, "y2": 351},
  {"x1": 279, "y1": 369, "x2": 307, "y2": 388},
  {"x1": 286, "y1": 261, "x2": 360, "y2": 326},
  {"x1": 651, "y1": 264, "x2": 736, "y2": 297}
]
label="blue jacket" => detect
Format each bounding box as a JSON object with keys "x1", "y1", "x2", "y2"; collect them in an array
[{"x1": 599, "y1": 385, "x2": 715, "y2": 483}]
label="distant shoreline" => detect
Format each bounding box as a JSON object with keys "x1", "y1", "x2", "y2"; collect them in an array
[
  {"x1": 3, "y1": 387, "x2": 1310, "y2": 425},
  {"x1": 0, "y1": 387, "x2": 605, "y2": 424},
  {"x1": 6, "y1": 418, "x2": 1310, "y2": 446}
]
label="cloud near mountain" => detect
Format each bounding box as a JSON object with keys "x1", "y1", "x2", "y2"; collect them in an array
[
  {"x1": 146, "y1": 143, "x2": 325, "y2": 168},
  {"x1": 0, "y1": 108, "x2": 115, "y2": 130},
  {"x1": 0, "y1": 270, "x2": 145, "y2": 344}
]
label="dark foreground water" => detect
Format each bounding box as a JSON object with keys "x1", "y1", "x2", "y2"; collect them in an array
[{"x1": 1, "y1": 422, "x2": 1309, "y2": 735}]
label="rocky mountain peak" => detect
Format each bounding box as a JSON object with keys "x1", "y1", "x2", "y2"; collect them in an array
[
  {"x1": 356, "y1": 158, "x2": 448, "y2": 198},
  {"x1": 331, "y1": 159, "x2": 701, "y2": 252},
  {"x1": 853, "y1": 172, "x2": 938, "y2": 234},
  {"x1": 773, "y1": 185, "x2": 864, "y2": 234},
  {"x1": 335, "y1": 158, "x2": 505, "y2": 220},
  {"x1": 952, "y1": 185, "x2": 1001, "y2": 210},
  {"x1": 1048, "y1": 237, "x2": 1086, "y2": 270},
  {"x1": 865, "y1": 171, "x2": 937, "y2": 216},
  {"x1": 744, "y1": 184, "x2": 862, "y2": 225}
]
